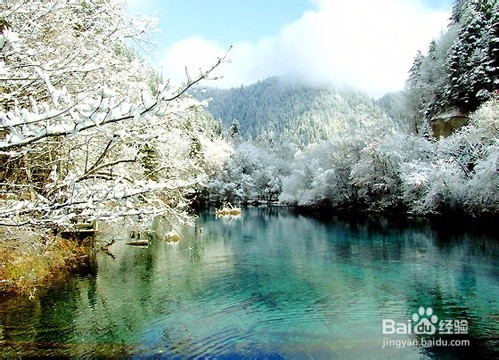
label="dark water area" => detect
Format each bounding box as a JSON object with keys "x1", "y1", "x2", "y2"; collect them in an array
[{"x1": 0, "y1": 207, "x2": 498, "y2": 359}]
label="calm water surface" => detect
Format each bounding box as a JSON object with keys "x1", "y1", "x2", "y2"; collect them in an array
[{"x1": 0, "y1": 207, "x2": 498, "y2": 359}]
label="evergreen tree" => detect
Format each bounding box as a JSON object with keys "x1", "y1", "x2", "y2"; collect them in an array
[
  {"x1": 230, "y1": 119, "x2": 240, "y2": 138},
  {"x1": 405, "y1": 51, "x2": 426, "y2": 133},
  {"x1": 485, "y1": 2, "x2": 499, "y2": 93},
  {"x1": 406, "y1": 27, "x2": 458, "y2": 128},
  {"x1": 446, "y1": 0, "x2": 497, "y2": 113},
  {"x1": 408, "y1": 51, "x2": 424, "y2": 86},
  {"x1": 451, "y1": 0, "x2": 467, "y2": 24},
  {"x1": 406, "y1": 0, "x2": 496, "y2": 124}
]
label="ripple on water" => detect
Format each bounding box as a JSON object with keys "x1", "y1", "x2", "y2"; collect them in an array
[{"x1": 2, "y1": 208, "x2": 497, "y2": 359}]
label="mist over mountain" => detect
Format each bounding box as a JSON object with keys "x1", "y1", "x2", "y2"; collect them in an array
[{"x1": 195, "y1": 76, "x2": 393, "y2": 146}]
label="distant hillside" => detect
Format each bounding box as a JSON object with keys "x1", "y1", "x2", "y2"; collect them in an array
[
  {"x1": 195, "y1": 77, "x2": 394, "y2": 146},
  {"x1": 376, "y1": 91, "x2": 414, "y2": 132}
]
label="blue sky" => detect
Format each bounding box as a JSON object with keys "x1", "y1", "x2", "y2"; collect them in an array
[
  {"x1": 127, "y1": 0, "x2": 453, "y2": 97},
  {"x1": 141, "y1": 0, "x2": 314, "y2": 47}
]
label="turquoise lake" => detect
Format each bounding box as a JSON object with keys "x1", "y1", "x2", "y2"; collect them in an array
[{"x1": 0, "y1": 207, "x2": 498, "y2": 359}]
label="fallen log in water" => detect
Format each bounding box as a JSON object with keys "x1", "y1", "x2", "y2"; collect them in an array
[
  {"x1": 126, "y1": 240, "x2": 149, "y2": 247},
  {"x1": 100, "y1": 238, "x2": 116, "y2": 259},
  {"x1": 101, "y1": 238, "x2": 116, "y2": 251}
]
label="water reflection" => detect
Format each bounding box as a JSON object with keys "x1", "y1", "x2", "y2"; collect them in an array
[{"x1": 0, "y1": 207, "x2": 497, "y2": 358}]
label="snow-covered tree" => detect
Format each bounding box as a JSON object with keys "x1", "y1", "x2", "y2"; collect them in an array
[
  {"x1": 406, "y1": 27, "x2": 459, "y2": 126},
  {"x1": 204, "y1": 141, "x2": 287, "y2": 204},
  {"x1": 280, "y1": 96, "x2": 498, "y2": 215},
  {"x1": 449, "y1": 98, "x2": 498, "y2": 212},
  {"x1": 446, "y1": 0, "x2": 497, "y2": 113},
  {"x1": 451, "y1": 0, "x2": 468, "y2": 24},
  {"x1": 0, "y1": 1, "x2": 229, "y2": 229},
  {"x1": 279, "y1": 140, "x2": 348, "y2": 207},
  {"x1": 404, "y1": 0, "x2": 496, "y2": 131}
]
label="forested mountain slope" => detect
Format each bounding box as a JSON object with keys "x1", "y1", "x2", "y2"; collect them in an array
[{"x1": 196, "y1": 77, "x2": 393, "y2": 146}]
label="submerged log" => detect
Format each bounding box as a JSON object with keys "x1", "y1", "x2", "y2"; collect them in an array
[
  {"x1": 101, "y1": 238, "x2": 116, "y2": 251},
  {"x1": 100, "y1": 238, "x2": 116, "y2": 259},
  {"x1": 126, "y1": 239, "x2": 149, "y2": 247},
  {"x1": 60, "y1": 219, "x2": 99, "y2": 240}
]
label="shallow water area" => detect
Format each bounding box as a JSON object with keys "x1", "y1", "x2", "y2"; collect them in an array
[{"x1": 0, "y1": 207, "x2": 498, "y2": 358}]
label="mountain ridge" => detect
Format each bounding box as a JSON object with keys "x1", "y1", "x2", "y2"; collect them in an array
[{"x1": 195, "y1": 76, "x2": 394, "y2": 146}]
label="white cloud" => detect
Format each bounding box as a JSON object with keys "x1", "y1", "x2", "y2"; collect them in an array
[
  {"x1": 159, "y1": 0, "x2": 450, "y2": 97},
  {"x1": 158, "y1": 37, "x2": 226, "y2": 84}
]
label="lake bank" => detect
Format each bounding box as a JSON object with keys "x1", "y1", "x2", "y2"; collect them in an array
[
  {"x1": 0, "y1": 229, "x2": 91, "y2": 296},
  {"x1": 288, "y1": 205, "x2": 499, "y2": 238}
]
